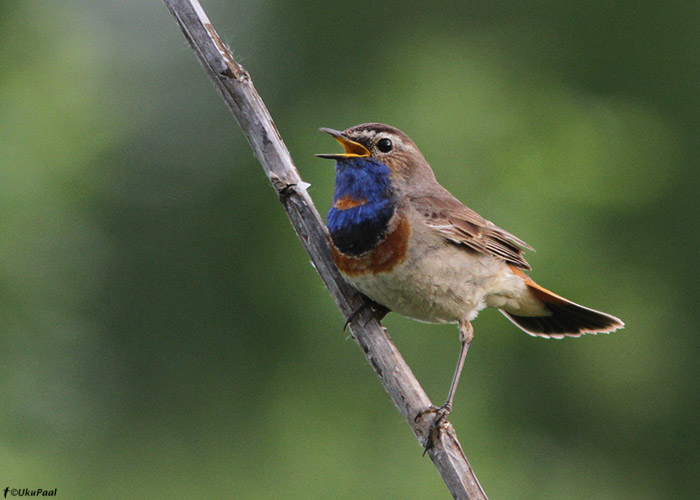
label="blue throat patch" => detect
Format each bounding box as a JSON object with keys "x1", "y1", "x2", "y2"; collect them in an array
[{"x1": 327, "y1": 157, "x2": 395, "y2": 256}]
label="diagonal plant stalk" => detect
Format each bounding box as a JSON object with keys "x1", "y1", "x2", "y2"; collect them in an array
[{"x1": 163, "y1": 1, "x2": 488, "y2": 498}]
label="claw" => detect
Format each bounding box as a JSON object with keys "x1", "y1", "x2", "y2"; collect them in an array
[
  {"x1": 343, "y1": 304, "x2": 364, "y2": 331},
  {"x1": 415, "y1": 403, "x2": 452, "y2": 453},
  {"x1": 414, "y1": 405, "x2": 438, "y2": 423},
  {"x1": 343, "y1": 296, "x2": 390, "y2": 331}
]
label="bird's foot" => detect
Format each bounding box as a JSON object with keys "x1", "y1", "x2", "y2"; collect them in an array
[
  {"x1": 415, "y1": 402, "x2": 452, "y2": 453},
  {"x1": 343, "y1": 296, "x2": 390, "y2": 331}
]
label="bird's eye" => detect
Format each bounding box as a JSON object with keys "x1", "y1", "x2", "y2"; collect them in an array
[{"x1": 377, "y1": 138, "x2": 393, "y2": 153}]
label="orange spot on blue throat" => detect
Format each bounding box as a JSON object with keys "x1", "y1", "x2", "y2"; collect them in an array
[
  {"x1": 333, "y1": 196, "x2": 367, "y2": 210},
  {"x1": 327, "y1": 157, "x2": 395, "y2": 256}
]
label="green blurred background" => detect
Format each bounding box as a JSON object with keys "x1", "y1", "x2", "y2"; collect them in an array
[{"x1": 1, "y1": 1, "x2": 698, "y2": 498}]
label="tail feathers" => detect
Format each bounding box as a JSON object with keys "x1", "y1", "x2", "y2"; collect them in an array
[
  {"x1": 502, "y1": 267, "x2": 624, "y2": 339},
  {"x1": 501, "y1": 301, "x2": 624, "y2": 339}
]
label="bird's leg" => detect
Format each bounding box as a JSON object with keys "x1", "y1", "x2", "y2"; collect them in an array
[
  {"x1": 443, "y1": 318, "x2": 473, "y2": 413},
  {"x1": 416, "y1": 318, "x2": 473, "y2": 450},
  {"x1": 344, "y1": 294, "x2": 390, "y2": 331}
]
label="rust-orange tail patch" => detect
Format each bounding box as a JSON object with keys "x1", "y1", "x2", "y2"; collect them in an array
[{"x1": 503, "y1": 265, "x2": 624, "y2": 339}]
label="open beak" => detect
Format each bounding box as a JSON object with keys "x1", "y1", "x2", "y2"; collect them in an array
[{"x1": 316, "y1": 128, "x2": 371, "y2": 159}]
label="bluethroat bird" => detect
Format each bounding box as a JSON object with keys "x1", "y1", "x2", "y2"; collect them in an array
[{"x1": 317, "y1": 123, "x2": 624, "y2": 440}]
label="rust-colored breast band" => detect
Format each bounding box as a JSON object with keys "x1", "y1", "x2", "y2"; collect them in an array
[{"x1": 332, "y1": 216, "x2": 411, "y2": 277}]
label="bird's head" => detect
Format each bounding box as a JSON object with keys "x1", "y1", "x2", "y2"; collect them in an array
[{"x1": 316, "y1": 123, "x2": 435, "y2": 186}]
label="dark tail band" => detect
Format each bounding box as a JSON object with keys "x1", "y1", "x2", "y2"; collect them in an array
[{"x1": 501, "y1": 300, "x2": 624, "y2": 339}]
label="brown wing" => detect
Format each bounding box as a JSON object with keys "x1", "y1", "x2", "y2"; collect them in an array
[{"x1": 410, "y1": 190, "x2": 533, "y2": 270}]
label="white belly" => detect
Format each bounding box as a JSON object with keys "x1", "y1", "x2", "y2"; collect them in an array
[{"x1": 345, "y1": 229, "x2": 531, "y2": 324}]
